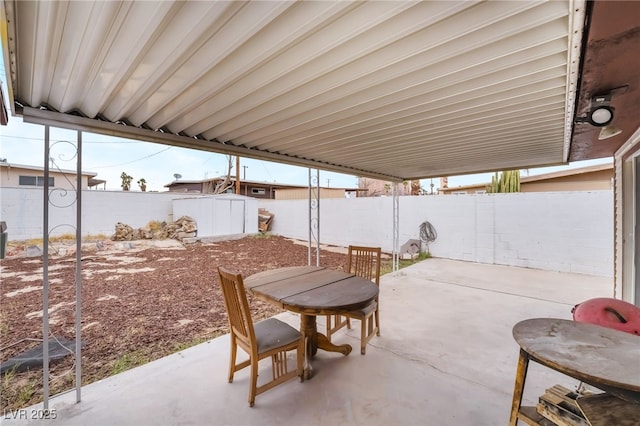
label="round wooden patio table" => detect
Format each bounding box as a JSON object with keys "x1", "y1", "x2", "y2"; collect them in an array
[
  {"x1": 244, "y1": 266, "x2": 378, "y2": 379},
  {"x1": 509, "y1": 318, "x2": 640, "y2": 425}
]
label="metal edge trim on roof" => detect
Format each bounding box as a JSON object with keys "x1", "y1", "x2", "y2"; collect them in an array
[
  {"x1": 563, "y1": 0, "x2": 587, "y2": 161},
  {"x1": 0, "y1": 0, "x2": 16, "y2": 116},
  {"x1": 22, "y1": 106, "x2": 404, "y2": 182}
]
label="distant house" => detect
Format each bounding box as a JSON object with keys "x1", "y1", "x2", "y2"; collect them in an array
[
  {"x1": 0, "y1": 161, "x2": 101, "y2": 190},
  {"x1": 439, "y1": 163, "x2": 614, "y2": 195},
  {"x1": 164, "y1": 176, "x2": 359, "y2": 199},
  {"x1": 357, "y1": 178, "x2": 424, "y2": 197}
]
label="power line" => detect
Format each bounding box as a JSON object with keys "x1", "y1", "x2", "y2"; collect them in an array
[
  {"x1": 261, "y1": 162, "x2": 275, "y2": 182},
  {"x1": 89, "y1": 146, "x2": 173, "y2": 169}
]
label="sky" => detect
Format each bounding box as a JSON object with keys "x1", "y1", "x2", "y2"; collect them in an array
[
  {"x1": 0, "y1": 116, "x2": 364, "y2": 191},
  {"x1": 0, "y1": 48, "x2": 612, "y2": 193}
]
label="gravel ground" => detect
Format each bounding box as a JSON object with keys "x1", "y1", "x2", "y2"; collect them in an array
[{"x1": 0, "y1": 234, "x2": 349, "y2": 410}]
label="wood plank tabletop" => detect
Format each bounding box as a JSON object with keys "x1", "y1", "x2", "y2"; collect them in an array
[
  {"x1": 244, "y1": 266, "x2": 324, "y2": 288},
  {"x1": 282, "y1": 277, "x2": 378, "y2": 312},
  {"x1": 245, "y1": 266, "x2": 378, "y2": 316},
  {"x1": 247, "y1": 269, "x2": 353, "y2": 300},
  {"x1": 513, "y1": 318, "x2": 640, "y2": 395}
]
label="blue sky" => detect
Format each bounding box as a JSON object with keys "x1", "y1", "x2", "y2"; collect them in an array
[
  {"x1": 1, "y1": 116, "x2": 363, "y2": 191},
  {"x1": 0, "y1": 48, "x2": 611, "y2": 192}
]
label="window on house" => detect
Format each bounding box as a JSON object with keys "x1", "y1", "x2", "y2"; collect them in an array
[
  {"x1": 251, "y1": 188, "x2": 266, "y2": 195},
  {"x1": 19, "y1": 175, "x2": 55, "y2": 186}
]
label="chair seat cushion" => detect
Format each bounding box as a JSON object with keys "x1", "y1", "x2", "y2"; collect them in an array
[
  {"x1": 347, "y1": 301, "x2": 377, "y2": 318},
  {"x1": 254, "y1": 318, "x2": 301, "y2": 353}
]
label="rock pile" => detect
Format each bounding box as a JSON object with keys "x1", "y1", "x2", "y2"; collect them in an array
[{"x1": 112, "y1": 216, "x2": 197, "y2": 242}]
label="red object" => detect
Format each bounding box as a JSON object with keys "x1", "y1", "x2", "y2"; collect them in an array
[{"x1": 572, "y1": 298, "x2": 640, "y2": 336}]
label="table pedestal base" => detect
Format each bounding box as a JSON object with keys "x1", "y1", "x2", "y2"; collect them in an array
[{"x1": 300, "y1": 314, "x2": 352, "y2": 379}]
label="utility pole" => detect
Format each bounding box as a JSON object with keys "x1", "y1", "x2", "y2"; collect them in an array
[
  {"x1": 242, "y1": 165, "x2": 248, "y2": 180},
  {"x1": 235, "y1": 156, "x2": 240, "y2": 194},
  {"x1": 326, "y1": 178, "x2": 331, "y2": 187}
]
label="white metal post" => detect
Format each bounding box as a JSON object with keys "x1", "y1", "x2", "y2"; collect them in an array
[
  {"x1": 42, "y1": 126, "x2": 51, "y2": 408},
  {"x1": 308, "y1": 168, "x2": 320, "y2": 266},
  {"x1": 75, "y1": 131, "x2": 82, "y2": 402},
  {"x1": 393, "y1": 185, "x2": 399, "y2": 272}
]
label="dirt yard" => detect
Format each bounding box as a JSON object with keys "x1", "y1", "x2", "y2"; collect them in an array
[{"x1": 0, "y1": 235, "x2": 350, "y2": 410}]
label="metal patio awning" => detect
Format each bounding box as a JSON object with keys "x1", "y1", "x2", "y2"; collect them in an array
[{"x1": 1, "y1": 0, "x2": 587, "y2": 182}]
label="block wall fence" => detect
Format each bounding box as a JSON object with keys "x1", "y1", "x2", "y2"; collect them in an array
[
  {"x1": 0, "y1": 188, "x2": 613, "y2": 277},
  {"x1": 0, "y1": 188, "x2": 193, "y2": 240},
  {"x1": 259, "y1": 191, "x2": 613, "y2": 277}
]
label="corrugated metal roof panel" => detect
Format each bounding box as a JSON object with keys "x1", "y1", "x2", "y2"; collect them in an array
[{"x1": 2, "y1": 0, "x2": 585, "y2": 181}]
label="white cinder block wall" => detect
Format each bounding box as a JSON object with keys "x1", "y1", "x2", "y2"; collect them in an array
[
  {"x1": 260, "y1": 191, "x2": 614, "y2": 277},
  {"x1": 0, "y1": 188, "x2": 613, "y2": 277},
  {"x1": 0, "y1": 188, "x2": 192, "y2": 240}
]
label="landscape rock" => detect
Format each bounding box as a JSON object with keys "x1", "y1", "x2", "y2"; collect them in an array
[
  {"x1": 111, "y1": 216, "x2": 197, "y2": 242},
  {"x1": 113, "y1": 222, "x2": 134, "y2": 241},
  {"x1": 26, "y1": 245, "x2": 43, "y2": 257}
]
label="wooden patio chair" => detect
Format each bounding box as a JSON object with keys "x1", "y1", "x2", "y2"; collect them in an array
[
  {"x1": 326, "y1": 245, "x2": 382, "y2": 354},
  {"x1": 217, "y1": 267, "x2": 304, "y2": 407}
]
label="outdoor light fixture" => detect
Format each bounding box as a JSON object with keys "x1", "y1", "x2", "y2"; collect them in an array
[
  {"x1": 587, "y1": 94, "x2": 614, "y2": 127},
  {"x1": 575, "y1": 85, "x2": 628, "y2": 134}
]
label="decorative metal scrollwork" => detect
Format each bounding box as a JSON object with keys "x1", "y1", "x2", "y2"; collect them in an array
[
  {"x1": 48, "y1": 140, "x2": 79, "y2": 207},
  {"x1": 42, "y1": 131, "x2": 82, "y2": 408},
  {"x1": 308, "y1": 169, "x2": 320, "y2": 266},
  {"x1": 393, "y1": 185, "x2": 399, "y2": 272}
]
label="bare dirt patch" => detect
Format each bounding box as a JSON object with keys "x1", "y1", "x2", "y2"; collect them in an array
[{"x1": 0, "y1": 235, "x2": 349, "y2": 410}]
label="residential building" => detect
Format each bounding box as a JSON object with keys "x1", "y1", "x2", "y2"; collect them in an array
[
  {"x1": 0, "y1": 161, "x2": 100, "y2": 191},
  {"x1": 438, "y1": 163, "x2": 614, "y2": 195},
  {"x1": 357, "y1": 178, "x2": 422, "y2": 197},
  {"x1": 164, "y1": 176, "x2": 358, "y2": 199}
]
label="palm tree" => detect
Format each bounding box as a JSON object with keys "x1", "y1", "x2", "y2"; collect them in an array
[
  {"x1": 137, "y1": 178, "x2": 147, "y2": 192},
  {"x1": 120, "y1": 172, "x2": 133, "y2": 191}
]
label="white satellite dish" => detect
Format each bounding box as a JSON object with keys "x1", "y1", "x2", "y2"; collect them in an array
[{"x1": 173, "y1": 173, "x2": 182, "y2": 180}]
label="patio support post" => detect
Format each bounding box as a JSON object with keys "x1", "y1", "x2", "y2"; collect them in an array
[
  {"x1": 42, "y1": 125, "x2": 51, "y2": 408},
  {"x1": 316, "y1": 169, "x2": 320, "y2": 266},
  {"x1": 75, "y1": 131, "x2": 82, "y2": 403},
  {"x1": 307, "y1": 168, "x2": 320, "y2": 266},
  {"x1": 392, "y1": 185, "x2": 399, "y2": 272},
  {"x1": 40, "y1": 128, "x2": 84, "y2": 407}
]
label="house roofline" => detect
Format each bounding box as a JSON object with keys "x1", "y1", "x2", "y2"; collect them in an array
[
  {"x1": 440, "y1": 162, "x2": 613, "y2": 192},
  {"x1": 0, "y1": 161, "x2": 98, "y2": 177},
  {"x1": 164, "y1": 176, "x2": 359, "y2": 191}
]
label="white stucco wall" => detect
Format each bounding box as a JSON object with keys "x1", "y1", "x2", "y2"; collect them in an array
[
  {"x1": 259, "y1": 191, "x2": 614, "y2": 277},
  {"x1": 1, "y1": 187, "x2": 613, "y2": 277},
  {"x1": 0, "y1": 188, "x2": 192, "y2": 240}
]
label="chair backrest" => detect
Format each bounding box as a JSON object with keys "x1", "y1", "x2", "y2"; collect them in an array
[
  {"x1": 347, "y1": 245, "x2": 382, "y2": 286},
  {"x1": 217, "y1": 267, "x2": 256, "y2": 351}
]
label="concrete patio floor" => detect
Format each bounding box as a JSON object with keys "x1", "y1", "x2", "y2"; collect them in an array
[{"x1": 6, "y1": 258, "x2": 612, "y2": 426}]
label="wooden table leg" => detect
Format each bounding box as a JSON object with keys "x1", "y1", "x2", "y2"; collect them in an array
[
  {"x1": 300, "y1": 314, "x2": 353, "y2": 379},
  {"x1": 509, "y1": 348, "x2": 530, "y2": 426},
  {"x1": 301, "y1": 314, "x2": 319, "y2": 357},
  {"x1": 317, "y1": 332, "x2": 352, "y2": 356},
  {"x1": 300, "y1": 314, "x2": 317, "y2": 380}
]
